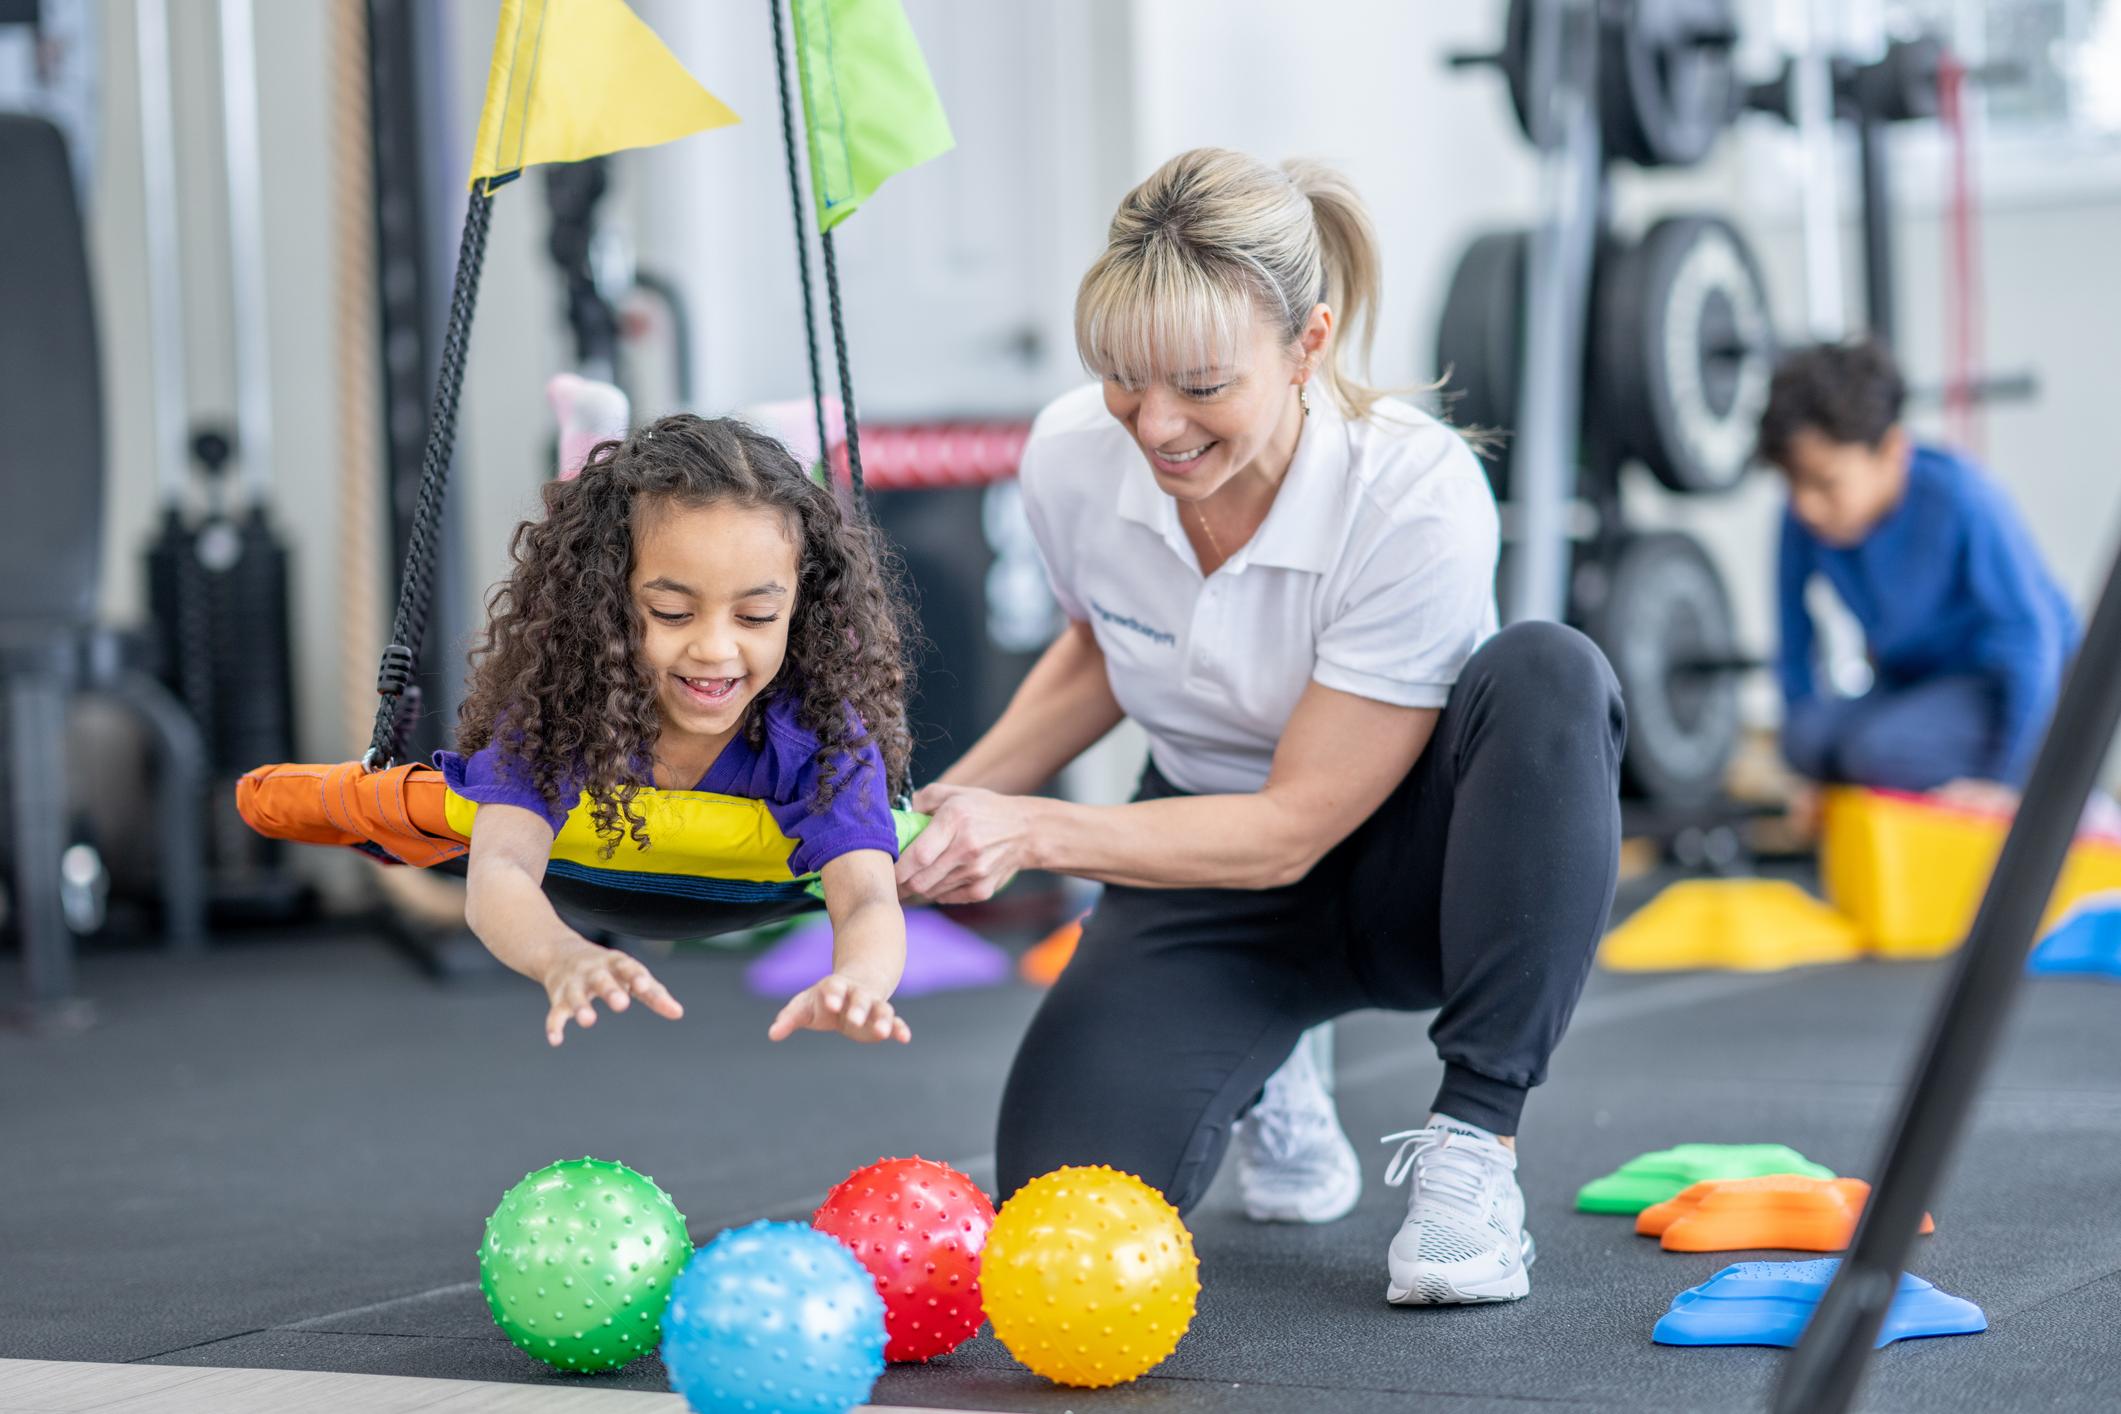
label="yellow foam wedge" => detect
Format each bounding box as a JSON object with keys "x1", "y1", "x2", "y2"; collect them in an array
[
  {"x1": 1821, "y1": 788, "x2": 2121, "y2": 959},
  {"x1": 1599, "y1": 879, "x2": 1866, "y2": 973}
]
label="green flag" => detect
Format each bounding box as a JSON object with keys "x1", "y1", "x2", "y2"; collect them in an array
[{"x1": 789, "y1": 0, "x2": 955, "y2": 232}]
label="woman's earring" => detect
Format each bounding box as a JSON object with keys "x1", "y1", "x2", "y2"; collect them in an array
[{"x1": 1298, "y1": 380, "x2": 1312, "y2": 417}]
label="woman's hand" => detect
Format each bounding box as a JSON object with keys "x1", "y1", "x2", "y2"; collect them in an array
[
  {"x1": 769, "y1": 972, "x2": 911, "y2": 1044},
  {"x1": 540, "y1": 943, "x2": 684, "y2": 1047},
  {"x1": 896, "y1": 784, "x2": 1036, "y2": 904}
]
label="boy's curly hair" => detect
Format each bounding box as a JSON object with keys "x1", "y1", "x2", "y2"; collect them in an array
[
  {"x1": 456, "y1": 414, "x2": 914, "y2": 855},
  {"x1": 1757, "y1": 338, "x2": 1907, "y2": 467}
]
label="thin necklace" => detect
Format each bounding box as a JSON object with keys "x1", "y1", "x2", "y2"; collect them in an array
[
  {"x1": 1191, "y1": 501, "x2": 1225, "y2": 565},
  {"x1": 1190, "y1": 380, "x2": 1307, "y2": 569}
]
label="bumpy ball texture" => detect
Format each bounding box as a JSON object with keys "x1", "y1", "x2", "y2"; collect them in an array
[
  {"x1": 477, "y1": 1157, "x2": 692, "y2": 1373},
  {"x1": 661, "y1": 1221, "x2": 886, "y2": 1414},
  {"x1": 811, "y1": 1155, "x2": 996, "y2": 1362},
  {"x1": 980, "y1": 1165, "x2": 1200, "y2": 1388}
]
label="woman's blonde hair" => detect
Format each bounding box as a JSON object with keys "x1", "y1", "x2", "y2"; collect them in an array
[{"x1": 1075, "y1": 148, "x2": 1389, "y2": 421}]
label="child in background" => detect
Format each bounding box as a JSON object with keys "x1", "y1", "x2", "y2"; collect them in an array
[
  {"x1": 437, "y1": 414, "x2": 917, "y2": 1048},
  {"x1": 1760, "y1": 340, "x2": 2079, "y2": 812}
]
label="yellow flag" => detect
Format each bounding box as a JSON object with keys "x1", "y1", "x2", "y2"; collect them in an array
[{"x1": 468, "y1": 0, "x2": 739, "y2": 190}]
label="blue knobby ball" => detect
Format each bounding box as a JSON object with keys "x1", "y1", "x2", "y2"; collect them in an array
[{"x1": 661, "y1": 1219, "x2": 886, "y2": 1414}]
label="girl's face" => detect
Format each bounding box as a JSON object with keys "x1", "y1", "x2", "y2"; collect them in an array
[
  {"x1": 630, "y1": 498, "x2": 800, "y2": 754},
  {"x1": 1098, "y1": 305, "x2": 1329, "y2": 503}
]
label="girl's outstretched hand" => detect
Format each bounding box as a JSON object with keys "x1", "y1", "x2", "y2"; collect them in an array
[
  {"x1": 769, "y1": 972, "x2": 911, "y2": 1045},
  {"x1": 541, "y1": 944, "x2": 684, "y2": 1047}
]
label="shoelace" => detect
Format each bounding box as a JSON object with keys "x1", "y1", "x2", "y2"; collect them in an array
[{"x1": 1380, "y1": 1128, "x2": 1495, "y2": 1219}]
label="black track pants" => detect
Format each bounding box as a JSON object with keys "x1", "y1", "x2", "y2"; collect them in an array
[{"x1": 996, "y1": 621, "x2": 1627, "y2": 1211}]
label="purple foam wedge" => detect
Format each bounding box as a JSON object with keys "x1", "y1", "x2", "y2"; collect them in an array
[{"x1": 744, "y1": 909, "x2": 1010, "y2": 999}]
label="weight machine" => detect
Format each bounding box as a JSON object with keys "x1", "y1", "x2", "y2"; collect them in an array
[{"x1": 1441, "y1": 2, "x2": 2017, "y2": 863}]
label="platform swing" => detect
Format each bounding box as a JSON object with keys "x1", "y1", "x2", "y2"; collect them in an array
[{"x1": 237, "y1": 0, "x2": 954, "y2": 939}]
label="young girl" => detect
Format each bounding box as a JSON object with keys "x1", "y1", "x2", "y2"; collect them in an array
[{"x1": 438, "y1": 414, "x2": 916, "y2": 1049}]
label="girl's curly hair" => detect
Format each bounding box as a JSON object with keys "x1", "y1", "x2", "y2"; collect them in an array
[{"x1": 456, "y1": 414, "x2": 913, "y2": 855}]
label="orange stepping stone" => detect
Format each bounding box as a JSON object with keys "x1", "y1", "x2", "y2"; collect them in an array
[
  {"x1": 1636, "y1": 1175, "x2": 1934, "y2": 1253},
  {"x1": 1018, "y1": 916, "x2": 1083, "y2": 986}
]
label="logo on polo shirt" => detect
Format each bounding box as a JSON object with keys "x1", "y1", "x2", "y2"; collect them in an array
[{"x1": 1089, "y1": 598, "x2": 1175, "y2": 648}]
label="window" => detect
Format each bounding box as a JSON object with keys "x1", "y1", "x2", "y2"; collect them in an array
[{"x1": 1885, "y1": 0, "x2": 2119, "y2": 138}]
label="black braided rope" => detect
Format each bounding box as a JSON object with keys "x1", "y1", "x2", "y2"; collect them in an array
[
  {"x1": 818, "y1": 228, "x2": 865, "y2": 506},
  {"x1": 366, "y1": 185, "x2": 494, "y2": 769},
  {"x1": 769, "y1": 0, "x2": 830, "y2": 478}
]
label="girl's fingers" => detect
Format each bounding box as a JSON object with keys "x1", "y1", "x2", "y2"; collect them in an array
[
  {"x1": 838, "y1": 996, "x2": 894, "y2": 1042},
  {"x1": 768, "y1": 991, "x2": 813, "y2": 1042},
  {"x1": 599, "y1": 974, "x2": 631, "y2": 1012},
  {"x1": 770, "y1": 980, "x2": 907, "y2": 1043},
  {"x1": 891, "y1": 1017, "x2": 911, "y2": 1043},
  {"x1": 625, "y1": 967, "x2": 684, "y2": 1020}
]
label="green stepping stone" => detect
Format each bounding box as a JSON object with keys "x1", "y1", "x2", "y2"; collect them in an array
[{"x1": 1575, "y1": 1143, "x2": 1835, "y2": 1215}]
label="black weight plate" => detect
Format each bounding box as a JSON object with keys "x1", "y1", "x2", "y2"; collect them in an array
[
  {"x1": 1865, "y1": 35, "x2": 1943, "y2": 124},
  {"x1": 1588, "y1": 233, "x2": 1659, "y2": 481},
  {"x1": 1593, "y1": 213, "x2": 1775, "y2": 494},
  {"x1": 1584, "y1": 530, "x2": 1741, "y2": 805},
  {"x1": 1598, "y1": 0, "x2": 1741, "y2": 168},
  {"x1": 1435, "y1": 230, "x2": 1529, "y2": 501}
]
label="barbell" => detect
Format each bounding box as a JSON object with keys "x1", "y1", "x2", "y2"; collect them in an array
[{"x1": 1453, "y1": 0, "x2": 1742, "y2": 168}]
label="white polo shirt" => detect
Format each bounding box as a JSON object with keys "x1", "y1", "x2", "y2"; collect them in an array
[{"x1": 1017, "y1": 382, "x2": 1499, "y2": 796}]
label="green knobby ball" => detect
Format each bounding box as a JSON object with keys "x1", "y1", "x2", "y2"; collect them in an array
[{"x1": 477, "y1": 1157, "x2": 693, "y2": 1373}]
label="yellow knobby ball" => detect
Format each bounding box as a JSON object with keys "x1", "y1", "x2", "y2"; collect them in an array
[{"x1": 980, "y1": 1165, "x2": 1199, "y2": 1388}]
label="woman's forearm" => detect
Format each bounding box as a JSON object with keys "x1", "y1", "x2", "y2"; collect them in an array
[
  {"x1": 1022, "y1": 791, "x2": 1320, "y2": 890},
  {"x1": 934, "y1": 621, "x2": 1124, "y2": 794}
]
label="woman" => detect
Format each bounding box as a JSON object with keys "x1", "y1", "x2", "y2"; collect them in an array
[{"x1": 895, "y1": 149, "x2": 1624, "y2": 1306}]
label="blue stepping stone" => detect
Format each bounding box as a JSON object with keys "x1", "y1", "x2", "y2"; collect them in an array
[
  {"x1": 1654, "y1": 1259, "x2": 1986, "y2": 1348},
  {"x1": 2028, "y1": 899, "x2": 2121, "y2": 979}
]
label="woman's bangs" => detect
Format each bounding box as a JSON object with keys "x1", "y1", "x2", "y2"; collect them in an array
[{"x1": 1076, "y1": 259, "x2": 1251, "y2": 389}]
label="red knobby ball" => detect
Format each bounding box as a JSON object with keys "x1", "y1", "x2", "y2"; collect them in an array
[{"x1": 812, "y1": 1155, "x2": 997, "y2": 1361}]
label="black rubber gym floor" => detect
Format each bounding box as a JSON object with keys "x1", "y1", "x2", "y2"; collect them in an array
[{"x1": 8, "y1": 889, "x2": 2121, "y2": 1413}]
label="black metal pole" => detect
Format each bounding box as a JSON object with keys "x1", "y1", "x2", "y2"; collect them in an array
[
  {"x1": 1774, "y1": 516, "x2": 2121, "y2": 1413},
  {"x1": 1856, "y1": 116, "x2": 1895, "y2": 350},
  {"x1": 768, "y1": 0, "x2": 830, "y2": 474}
]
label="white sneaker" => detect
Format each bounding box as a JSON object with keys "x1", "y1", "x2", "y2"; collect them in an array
[
  {"x1": 1232, "y1": 1027, "x2": 1361, "y2": 1224},
  {"x1": 1381, "y1": 1120, "x2": 1535, "y2": 1305}
]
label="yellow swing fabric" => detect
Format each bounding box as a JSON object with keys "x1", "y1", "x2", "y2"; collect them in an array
[{"x1": 441, "y1": 789, "x2": 804, "y2": 885}]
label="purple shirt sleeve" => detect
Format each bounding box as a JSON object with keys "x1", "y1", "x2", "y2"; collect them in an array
[
  {"x1": 757, "y1": 710, "x2": 900, "y2": 876},
  {"x1": 433, "y1": 744, "x2": 574, "y2": 837}
]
